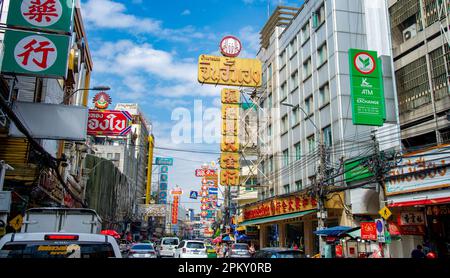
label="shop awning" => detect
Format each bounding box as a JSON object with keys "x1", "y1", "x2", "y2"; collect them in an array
[
  {"x1": 389, "y1": 196, "x2": 450, "y2": 207},
  {"x1": 313, "y1": 226, "x2": 353, "y2": 236},
  {"x1": 240, "y1": 209, "x2": 317, "y2": 226}
]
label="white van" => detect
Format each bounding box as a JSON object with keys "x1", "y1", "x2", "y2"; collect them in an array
[{"x1": 159, "y1": 237, "x2": 179, "y2": 257}]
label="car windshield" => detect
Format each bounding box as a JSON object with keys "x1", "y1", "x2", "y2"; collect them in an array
[
  {"x1": 186, "y1": 242, "x2": 204, "y2": 249},
  {"x1": 233, "y1": 244, "x2": 248, "y2": 250},
  {"x1": 162, "y1": 239, "x2": 179, "y2": 245},
  {"x1": 131, "y1": 244, "x2": 153, "y2": 250},
  {"x1": 0, "y1": 242, "x2": 115, "y2": 258}
]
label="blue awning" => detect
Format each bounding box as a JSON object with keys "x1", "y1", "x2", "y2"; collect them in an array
[{"x1": 313, "y1": 226, "x2": 353, "y2": 236}]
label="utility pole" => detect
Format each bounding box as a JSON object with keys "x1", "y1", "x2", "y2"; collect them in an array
[{"x1": 316, "y1": 132, "x2": 328, "y2": 257}]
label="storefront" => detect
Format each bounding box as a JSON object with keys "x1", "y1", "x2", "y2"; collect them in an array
[
  {"x1": 241, "y1": 192, "x2": 344, "y2": 257},
  {"x1": 385, "y1": 144, "x2": 450, "y2": 258}
]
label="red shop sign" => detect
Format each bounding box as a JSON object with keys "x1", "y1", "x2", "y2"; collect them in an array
[
  {"x1": 361, "y1": 222, "x2": 377, "y2": 240},
  {"x1": 87, "y1": 110, "x2": 133, "y2": 136}
]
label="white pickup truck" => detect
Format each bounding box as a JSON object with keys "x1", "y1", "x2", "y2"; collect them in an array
[{"x1": 0, "y1": 208, "x2": 122, "y2": 258}]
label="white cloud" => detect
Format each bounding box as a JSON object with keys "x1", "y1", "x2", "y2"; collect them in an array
[
  {"x1": 81, "y1": 0, "x2": 207, "y2": 42},
  {"x1": 181, "y1": 9, "x2": 191, "y2": 16}
]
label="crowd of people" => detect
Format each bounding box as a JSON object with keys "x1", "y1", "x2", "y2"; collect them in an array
[{"x1": 214, "y1": 242, "x2": 257, "y2": 258}]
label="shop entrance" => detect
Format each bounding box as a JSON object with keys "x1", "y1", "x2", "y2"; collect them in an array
[
  {"x1": 267, "y1": 224, "x2": 280, "y2": 247},
  {"x1": 286, "y1": 222, "x2": 304, "y2": 250},
  {"x1": 426, "y1": 205, "x2": 450, "y2": 258}
]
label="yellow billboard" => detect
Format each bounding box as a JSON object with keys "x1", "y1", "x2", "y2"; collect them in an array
[
  {"x1": 220, "y1": 169, "x2": 240, "y2": 186},
  {"x1": 222, "y1": 89, "x2": 240, "y2": 104},
  {"x1": 198, "y1": 55, "x2": 262, "y2": 87},
  {"x1": 220, "y1": 152, "x2": 240, "y2": 169}
]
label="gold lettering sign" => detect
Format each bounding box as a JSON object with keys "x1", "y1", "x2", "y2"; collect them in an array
[
  {"x1": 221, "y1": 136, "x2": 239, "y2": 152},
  {"x1": 222, "y1": 104, "x2": 239, "y2": 120},
  {"x1": 220, "y1": 152, "x2": 240, "y2": 169},
  {"x1": 222, "y1": 119, "x2": 239, "y2": 136},
  {"x1": 222, "y1": 89, "x2": 241, "y2": 104},
  {"x1": 198, "y1": 55, "x2": 262, "y2": 87},
  {"x1": 220, "y1": 169, "x2": 240, "y2": 186}
]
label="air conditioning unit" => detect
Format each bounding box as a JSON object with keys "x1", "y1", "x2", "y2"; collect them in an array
[{"x1": 403, "y1": 24, "x2": 417, "y2": 42}]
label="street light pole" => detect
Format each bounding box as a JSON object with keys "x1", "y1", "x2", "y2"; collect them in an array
[
  {"x1": 60, "y1": 86, "x2": 111, "y2": 104},
  {"x1": 281, "y1": 102, "x2": 327, "y2": 256}
]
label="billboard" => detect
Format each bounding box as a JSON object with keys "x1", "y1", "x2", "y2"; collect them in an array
[
  {"x1": 198, "y1": 55, "x2": 262, "y2": 87},
  {"x1": 87, "y1": 110, "x2": 132, "y2": 136},
  {"x1": 9, "y1": 102, "x2": 88, "y2": 141},
  {"x1": 348, "y1": 49, "x2": 385, "y2": 126}
]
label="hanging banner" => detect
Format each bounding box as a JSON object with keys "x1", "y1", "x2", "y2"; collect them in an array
[
  {"x1": 1, "y1": 30, "x2": 70, "y2": 78},
  {"x1": 7, "y1": 0, "x2": 75, "y2": 33},
  {"x1": 198, "y1": 55, "x2": 262, "y2": 87},
  {"x1": 348, "y1": 49, "x2": 385, "y2": 126},
  {"x1": 87, "y1": 110, "x2": 133, "y2": 136}
]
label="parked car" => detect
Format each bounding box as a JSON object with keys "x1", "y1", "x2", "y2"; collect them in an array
[
  {"x1": 127, "y1": 243, "x2": 157, "y2": 258},
  {"x1": 254, "y1": 248, "x2": 306, "y2": 258},
  {"x1": 175, "y1": 240, "x2": 208, "y2": 258},
  {"x1": 229, "y1": 243, "x2": 251, "y2": 258},
  {"x1": 159, "y1": 237, "x2": 180, "y2": 257},
  {"x1": 0, "y1": 233, "x2": 122, "y2": 258}
]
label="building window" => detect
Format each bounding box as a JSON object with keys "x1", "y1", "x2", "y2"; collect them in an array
[
  {"x1": 305, "y1": 95, "x2": 313, "y2": 115},
  {"x1": 295, "y1": 180, "x2": 303, "y2": 191},
  {"x1": 284, "y1": 184, "x2": 290, "y2": 194},
  {"x1": 261, "y1": 161, "x2": 265, "y2": 174},
  {"x1": 308, "y1": 135, "x2": 315, "y2": 153},
  {"x1": 280, "y1": 82, "x2": 287, "y2": 100},
  {"x1": 289, "y1": 37, "x2": 297, "y2": 57},
  {"x1": 270, "y1": 188, "x2": 275, "y2": 197},
  {"x1": 268, "y1": 94, "x2": 273, "y2": 108},
  {"x1": 107, "y1": 153, "x2": 113, "y2": 159},
  {"x1": 295, "y1": 142, "x2": 301, "y2": 161},
  {"x1": 317, "y1": 43, "x2": 328, "y2": 67},
  {"x1": 268, "y1": 64, "x2": 273, "y2": 81},
  {"x1": 114, "y1": 153, "x2": 120, "y2": 161},
  {"x1": 268, "y1": 124, "x2": 272, "y2": 137},
  {"x1": 292, "y1": 107, "x2": 300, "y2": 126},
  {"x1": 261, "y1": 191, "x2": 266, "y2": 200},
  {"x1": 323, "y1": 125, "x2": 332, "y2": 148},
  {"x1": 301, "y1": 21, "x2": 310, "y2": 44},
  {"x1": 313, "y1": 4, "x2": 325, "y2": 28},
  {"x1": 303, "y1": 57, "x2": 312, "y2": 80},
  {"x1": 319, "y1": 83, "x2": 330, "y2": 107},
  {"x1": 279, "y1": 50, "x2": 286, "y2": 68},
  {"x1": 269, "y1": 156, "x2": 274, "y2": 173},
  {"x1": 290, "y1": 71, "x2": 299, "y2": 92},
  {"x1": 308, "y1": 175, "x2": 316, "y2": 187},
  {"x1": 281, "y1": 115, "x2": 288, "y2": 134},
  {"x1": 283, "y1": 149, "x2": 289, "y2": 167}
]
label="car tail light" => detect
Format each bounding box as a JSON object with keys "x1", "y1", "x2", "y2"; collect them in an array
[
  {"x1": 45, "y1": 235, "x2": 79, "y2": 241},
  {"x1": 182, "y1": 248, "x2": 186, "y2": 253}
]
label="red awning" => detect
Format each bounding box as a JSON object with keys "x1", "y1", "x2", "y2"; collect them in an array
[{"x1": 388, "y1": 197, "x2": 450, "y2": 207}]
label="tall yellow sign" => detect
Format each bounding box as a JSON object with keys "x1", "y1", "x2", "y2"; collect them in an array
[{"x1": 198, "y1": 55, "x2": 262, "y2": 87}]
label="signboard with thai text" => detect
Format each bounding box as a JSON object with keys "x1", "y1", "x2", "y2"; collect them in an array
[
  {"x1": 155, "y1": 157, "x2": 174, "y2": 166},
  {"x1": 87, "y1": 110, "x2": 132, "y2": 136},
  {"x1": 385, "y1": 144, "x2": 450, "y2": 196},
  {"x1": 195, "y1": 169, "x2": 216, "y2": 177},
  {"x1": 198, "y1": 55, "x2": 262, "y2": 87},
  {"x1": 7, "y1": 0, "x2": 75, "y2": 33},
  {"x1": 361, "y1": 222, "x2": 377, "y2": 240},
  {"x1": 1, "y1": 30, "x2": 70, "y2": 78},
  {"x1": 348, "y1": 49, "x2": 385, "y2": 126}
]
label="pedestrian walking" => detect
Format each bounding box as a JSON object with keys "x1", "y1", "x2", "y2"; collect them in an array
[
  {"x1": 411, "y1": 245, "x2": 426, "y2": 258},
  {"x1": 249, "y1": 243, "x2": 256, "y2": 257}
]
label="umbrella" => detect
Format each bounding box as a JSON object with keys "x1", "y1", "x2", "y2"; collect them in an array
[
  {"x1": 212, "y1": 237, "x2": 222, "y2": 244},
  {"x1": 101, "y1": 230, "x2": 121, "y2": 239},
  {"x1": 237, "y1": 234, "x2": 249, "y2": 241},
  {"x1": 222, "y1": 235, "x2": 232, "y2": 241}
]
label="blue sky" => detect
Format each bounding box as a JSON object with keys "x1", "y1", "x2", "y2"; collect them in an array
[{"x1": 80, "y1": 0, "x2": 303, "y2": 211}]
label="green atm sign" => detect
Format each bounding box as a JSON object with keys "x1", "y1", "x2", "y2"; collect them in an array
[{"x1": 349, "y1": 49, "x2": 386, "y2": 126}]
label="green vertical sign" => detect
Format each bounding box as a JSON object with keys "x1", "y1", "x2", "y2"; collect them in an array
[
  {"x1": 349, "y1": 49, "x2": 385, "y2": 126},
  {"x1": 2, "y1": 30, "x2": 70, "y2": 78},
  {"x1": 7, "y1": 0, "x2": 75, "y2": 33}
]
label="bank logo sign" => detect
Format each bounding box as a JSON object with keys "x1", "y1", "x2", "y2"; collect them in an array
[{"x1": 348, "y1": 49, "x2": 386, "y2": 126}]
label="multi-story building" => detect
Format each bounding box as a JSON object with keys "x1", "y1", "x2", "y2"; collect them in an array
[
  {"x1": 0, "y1": 3, "x2": 94, "y2": 233},
  {"x1": 241, "y1": 1, "x2": 401, "y2": 257},
  {"x1": 389, "y1": 0, "x2": 450, "y2": 148}
]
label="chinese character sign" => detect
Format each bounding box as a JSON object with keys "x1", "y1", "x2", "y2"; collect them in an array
[
  {"x1": 2, "y1": 30, "x2": 70, "y2": 78},
  {"x1": 198, "y1": 55, "x2": 262, "y2": 87},
  {"x1": 7, "y1": 0, "x2": 75, "y2": 33}
]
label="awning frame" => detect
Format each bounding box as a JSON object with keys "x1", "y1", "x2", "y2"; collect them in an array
[{"x1": 240, "y1": 209, "x2": 317, "y2": 226}]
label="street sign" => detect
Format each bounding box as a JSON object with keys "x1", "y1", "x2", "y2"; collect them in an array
[
  {"x1": 379, "y1": 206, "x2": 392, "y2": 220},
  {"x1": 208, "y1": 187, "x2": 219, "y2": 195},
  {"x1": 160, "y1": 166, "x2": 169, "y2": 173},
  {"x1": 2, "y1": 30, "x2": 71, "y2": 78},
  {"x1": 9, "y1": 214, "x2": 23, "y2": 231},
  {"x1": 361, "y1": 222, "x2": 377, "y2": 241},
  {"x1": 375, "y1": 219, "x2": 385, "y2": 243},
  {"x1": 348, "y1": 49, "x2": 385, "y2": 126},
  {"x1": 344, "y1": 157, "x2": 373, "y2": 183},
  {"x1": 195, "y1": 169, "x2": 216, "y2": 177},
  {"x1": 155, "y1": 157, "x2": 174, "y2": 166},
  {"x1": 189, "y1": 191, "x2": 198, "y2": 199},
  {"x1": 220, "y1": 36, "x2": 242, "y2": 58},
  {"x1": 87, "y1": 110, "x2": 133, "y2": 136},
  {"x1": 7, "y1": 0, "x2": 75, "y2": 33}
]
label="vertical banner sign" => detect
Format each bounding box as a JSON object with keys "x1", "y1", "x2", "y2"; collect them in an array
[
  {"x1": 7, "y1": 0, "x2": 75, "y2": 33},
  {"x1": 348, "y1": 49, "x2": 385, "y2": 126},
  {"x1": 2, "y1": 30, "x2": 70, "y2": 78},
  {"x1": 172, "y1": 196, "x2": 179, "y2": 225},
  {"x1": 220, "y1": 89, "x2": 241, "y2": 186},
  {"x1": 159, "y1": 169, "x2": 169, "y2": 204}
]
